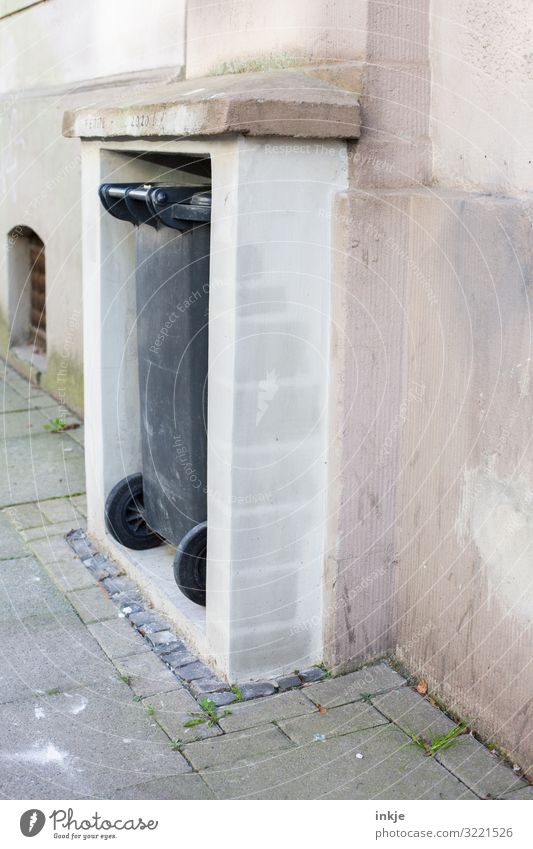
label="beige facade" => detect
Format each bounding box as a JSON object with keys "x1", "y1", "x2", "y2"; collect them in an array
[
  {"x1": 324, "y1": 1, "x2": 533, "y2": 772},
  {"x1": 0, "y1": 0, "x2": 187, "y2": 412},
  {"x1": 1, "y1": 0, "x2": 532, "y2": 771}
]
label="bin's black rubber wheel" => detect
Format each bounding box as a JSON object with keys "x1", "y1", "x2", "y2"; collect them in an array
[
  {"x1": 105, "y1": 473, "x2": 163, "y2": 550},
  {"x1": 173, "y1": 522, "x2": 207, "y2": 606}
]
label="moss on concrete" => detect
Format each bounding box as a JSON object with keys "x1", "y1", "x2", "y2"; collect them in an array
[{"x1": 210, "y1": 53, "x2": 304, "y2": 77}]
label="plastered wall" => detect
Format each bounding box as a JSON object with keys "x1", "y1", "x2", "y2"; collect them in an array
[
  {"x1": 0, "y1": 0, "x2": 187, "y2": 412},
  {"x1": 186, "y1": 0, "x2": 367, "y2": 78},
  {"x1": 325, "y1": 1, "x2": 533, "y2": 769},
  {"x1": 430, "y1": 0, "x2": 533, "y2": 192},
  {"x1": 396, "y1": 191, "x2": 533, "y2": 771}
]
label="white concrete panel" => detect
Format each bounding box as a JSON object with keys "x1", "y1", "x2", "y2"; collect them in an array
[{"x1": 214, "y1": 137, "x2": 348, "y2": 679}]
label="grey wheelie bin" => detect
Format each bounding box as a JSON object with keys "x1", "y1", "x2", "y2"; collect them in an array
[{"x1": 99, "y1": 183, "x2": 211, "y2": 606}]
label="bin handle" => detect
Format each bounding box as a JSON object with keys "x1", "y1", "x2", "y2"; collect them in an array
[
  {"x1": 106, "y1": 186, "x2": 151, "y2": 201},
  {"x1": 99, "y1": 184, "x2": 211, "y2": 228}
]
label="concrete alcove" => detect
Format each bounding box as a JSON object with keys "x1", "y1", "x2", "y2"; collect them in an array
[
  {"x1": 7, "y1": 226, "x2": 47, "y2": 368},
  {"x1": 78, "y1": 135, "x2": 348, "y2": 682}
]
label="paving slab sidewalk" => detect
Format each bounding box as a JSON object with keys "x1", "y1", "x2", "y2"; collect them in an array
[{"x1": 0, "y1": 362, "x2": 530, "y2": 800}]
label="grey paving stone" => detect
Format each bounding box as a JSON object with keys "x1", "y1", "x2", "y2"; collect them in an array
[
  {"x1": 0, "y1": 433, "x2": 85, "y2": 507},
  {"x1": 276, "y1": 674, "x2": 302, "y2": 692},
  {"x1": 299, "y1": 667, "x2": 325, "y2": 683},
  {"x1": 372, "y1": 687, "x2": 455, "y2": 740},
  {"x1": 82, "y1": 553, "x2": 119, "y2": 581},
  {"x1": 304, "y1": 662, "x2": 406, "y2": 709},
  {"x1": 66, "y1": 530, "x2": 95, "y2": 560},
  {"x1": 146, "y1": 685, "x2": 199, "y2": 715},
  {"x1": 114, "y1": 595, "x2": 143, "y2": 614},
  {"x1": 436, "y1": 735, "x2": 524, "y2": 798},
  {"x1": 64, "y1": 425, "x2": 85, "y2": 448},
  {"x1": 189, "y1": 678, "x2": 231, "y2": 698},
  {"x1": 114, "y1": 652, "x2": 181, "y2": 698},
  {"x1": 0, "y1": 556, "x2": 69, "y2": 623},
  {"x1": 88, "y1": 618, "x2": 150, "y2": 660},
  {"x1": 102, "y1": 576, "x2": 137, "y2": 596},
  {"x1": 218, "y1": 690, "x2": 315, "y2": 733},
  {"x1": 0, "y1": 381, "x2": 38, "y2": 414},
  {"x1": 145, "y1": 630, "x2": 178, "y2": 648},
  {"x1": 138, "y1": 618, "x2": 170, "y2": 635},
  {"x1": 3, "y1": 502, "x2": 45, "y2": 530},
  {"x1": 66, "y1": 585, "x2": 118, "y2": 624},
  {"x1": 41, "y1": 552, "x2": 97, "y2": 593},
  {"x1": 30, "y1": 534, "x2": 82, "y2": 566},
  {"x1": 176, "y1": 661, "x2": 214, "y2": 683},
  {"x1": 108, "y1": 774, "x2": 215, "y2": 800},
  {"x1": 240, "y1": 681, "x2": 277, "y2": 700},
  {"x1": 0, "y1": 677, "x2": 191, "y2": 798},
  {"x1": 200, "y1": 723, "x2": 476, "y2": 800},
  {"x1": 0, "y1": 771, "x2": 89, "y2": 800},
  {"x1": 128, "y1": 610, "x2": 158, "y2": 628},
  {"x1": 0, "y1": 510, "x2": 30, "y2": 559},
  {"x1": 0, "y1": 407, "x2": 50, "y2": 439},
  {"x1": 0, "y1": 611, "x2": 116, "y2": 702},
  {"x1": 148, "y1": 688, "x2": 222, "y2": 743},
  {"x1": 65, "y1": 527, "x2": 84, "y2": 540},
  {"x1": 38, "y1": 497, "x2": 85, "y2": 524},
  {"x1": 204, "y1": 691, "x2": 238, "y2": 707},
  {"x1": 21, "y1": 390, "x2": 62, "y2": 411},
  {"x1": 22, "y1": 520, "x2": 84, "y2": 541},
  {"x1": 70, "y1": 495, "x2": 87, "y2": 516},
  {"x1": 2, "y1": 371, "x2": 32, "y2": 395},
  {"x1": 154, "y1": 640, "x2": 188, "y2": 657},
  {"x1": 279, "y1": 701, "x2": 389, "y2": 745},
  {"x1": 184, "y1": 723, "x2": 294, "y2": 771},
  {"x1": 504, "y1": 783, "x2": 533, "y2": 799},
  {"x1": 160, "y1": 647, "x2": 198, "y2": 669}
]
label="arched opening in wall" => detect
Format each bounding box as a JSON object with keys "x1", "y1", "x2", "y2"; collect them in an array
[{"x1": 7, "y1": 226, "x2": 47, "y2": 367}]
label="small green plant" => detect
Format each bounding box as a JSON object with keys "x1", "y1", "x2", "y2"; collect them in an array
[
  {"x1": 428, "y1": 722, "x2": 468, "y2": 755},
  {"x1": 171, "y1": 739, "x2": 184, "y2": 752},
  {"x1": 403, "y1": 722, "x2": 467, "y2": 757},
  {"x1": 119, "y1": 674, "x2": 131, "y2": 685},
  {"x1": 231, "y1": 685, "x2": 244, "y2": 702},
  {"x1": 44, "y1": 418, "x2": 67, "y2": 433},
  {"x1": 145, "y1": 704, "x2": 156, "y2": 716},
  {"x1": 132, "y1": 694, "x2": 143, "y2": 702},
  {"x1": 183, "y1": 715, "x2": 205, "y2": 729},
  {"x1": 406, "y1": 733, "x2": 429, "y2": 754},
  {"x1": 46, "y1": 687, "x2": 61, "y2": 696},
  {"x1": 316, "y1": 664, "x2": 333, "y2": 680},
  {"x1": 359, "y1": 692, "x2": 373, "y2": 704},
  {"x1": 184, "y1": 697, "x2": 232, "y2": 729},
  {"x1": 486, "y1": 741, "x2": 511, "y2": 760},
  {"x1": 43, "y1": 417, "x2": 80, "y2": 433}
]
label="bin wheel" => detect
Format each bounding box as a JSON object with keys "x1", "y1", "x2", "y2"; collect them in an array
[
  {"x1": 173, "y1": 522, "x2": 207, "y2": 606},
  {"x1": 105, "y1": 474, "x2": 163, "y2": 550}
]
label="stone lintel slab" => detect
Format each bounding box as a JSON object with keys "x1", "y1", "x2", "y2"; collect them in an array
[{"x1": 63, "y1": 69, "x2": 361, "y2": 140}]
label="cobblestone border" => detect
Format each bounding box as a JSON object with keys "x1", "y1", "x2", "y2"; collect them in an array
[{"x1": 66, "y1": 529, "x2": 325, "y2": 707}]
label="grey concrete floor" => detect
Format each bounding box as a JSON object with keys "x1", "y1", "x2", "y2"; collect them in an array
[{"x1": 0, "y1": 363, "x2": 531, "y2": 800}]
